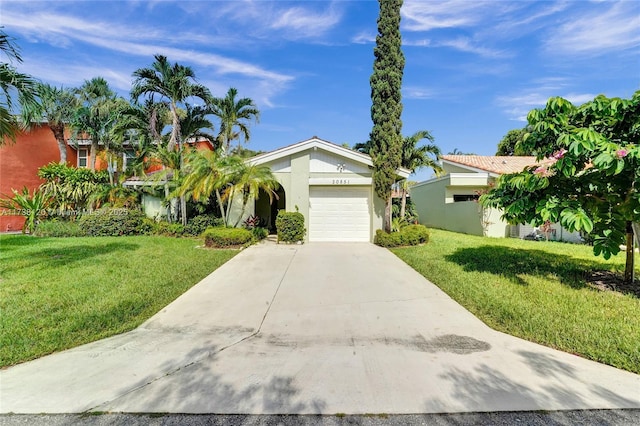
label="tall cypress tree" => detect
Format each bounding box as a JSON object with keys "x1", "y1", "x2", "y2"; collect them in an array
[{"x1": 370, "y1": 0, "x2": 404, "y2": 233}]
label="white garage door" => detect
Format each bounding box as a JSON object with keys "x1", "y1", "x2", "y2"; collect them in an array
[{"x1": 309, "y1": 186, "x2": 371, "y2": 242}]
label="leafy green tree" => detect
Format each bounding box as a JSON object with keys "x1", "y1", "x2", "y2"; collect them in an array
[
  {"x1": 210, "y1": 87, "x2": 260, "y2": 154},
  {"x1": 37, "y1": 163, "x2": 109, "y2": 213},
  {"x1": 0, "y1": 29, "x2": 38, "y2": 144},
  {"x1": 369, "y1": 0, "x2": 404, "y2": 232},
  {"x1": 496, "y1": 129, "x2": 530, "y2": 156},
  {"x1": 481, "y1": 92, "x2": 640, "y2": 284},
  {"x1": 399, "y1": 130, "x2": 442, "y2": 218},
  {"x1": 22, "y1": 83, "x2": 78, "y2": 164}
]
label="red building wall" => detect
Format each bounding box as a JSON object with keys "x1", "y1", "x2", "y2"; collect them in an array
[{"x1": 0, "y1": 125, "x2": 76, "y2": 231}]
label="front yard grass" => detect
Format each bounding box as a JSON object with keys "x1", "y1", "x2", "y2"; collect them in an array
[
  {"x1": 392, "y1": 229, "x2": 640, "y2": 374},
  {"x1": 0, "y1": 235, "x2": 236, "y2": 368}
]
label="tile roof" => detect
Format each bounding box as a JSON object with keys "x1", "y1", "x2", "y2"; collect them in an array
[{"x1": 441, "y1": 155, "x2": 552, "y2": 175}]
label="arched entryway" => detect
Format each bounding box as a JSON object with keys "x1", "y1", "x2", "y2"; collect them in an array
[{"x1": 255, "y1": 185, "x2": 286, "y2": 233}]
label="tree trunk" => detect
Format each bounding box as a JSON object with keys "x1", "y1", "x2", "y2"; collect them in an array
[
  {"x1": 50, "y1": 124, "x2": 67, "y2": 165},
  {"x1": 216, "y1": 189, "x2": 226, "y2": 226},
  {"x1": 400, "y1": 189, "x2": 407, "y2": 219},
  {"x1": 624, "y1": 221, "x2": 635, "y2": 284},
  {"x1": 180, "y1": 195, "x2": 187, "y2": 226},
  {"x1": 384, "y1": 196, "x2": 392, "y2": 233},
  {"x1": 90, "y1": 140, "x2": 98, "y2": 170}
]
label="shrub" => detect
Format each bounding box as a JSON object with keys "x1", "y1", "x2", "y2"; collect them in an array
[
  {"x1": 203, "y1": 227, "x2": 253, "y2": 248},
  {"x1": 78, "y1": 208, "x2": 147, "y2": 236},
  {"x1": 252, "y1": 226, "x2": 268, "y2": 240},
  {"x1": 374, "y1": 224, "x2": 430, "y2": 248},
  {"x1": 401, "y1": 224, "x2": 430, "y2": 245},
  {"x1": 184, "y1": 214, "x2": 224, "y2": 236},
  {"x1": 153, "y1": 221, "x2": 185, "y2": 237},
  {"x1": 275, "y1": 211, "x2": 306, "y2": 243},
  {"x1": 34, "y1": 219, "x2": 85, "y2": 237}
]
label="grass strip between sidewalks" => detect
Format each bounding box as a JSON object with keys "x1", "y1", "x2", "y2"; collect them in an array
[
  {"x1": 0, "y1": 235, "x2": 236, "y2": 367},
  {"x1": 392, "y1": 229, "x2": 640, "y2": 375}
]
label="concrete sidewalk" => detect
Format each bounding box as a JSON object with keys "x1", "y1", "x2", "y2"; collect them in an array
[{"x1": 1, "y1": 243, "x2": 639, "y2": 414}]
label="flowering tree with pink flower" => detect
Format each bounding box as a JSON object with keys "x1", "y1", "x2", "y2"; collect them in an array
[{"x1": 481, "y1": 91, "x2": 639, "y2": 284}]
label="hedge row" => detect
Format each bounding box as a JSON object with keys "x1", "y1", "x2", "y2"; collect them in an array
[
  {"x1": 202, "y1": 227, "x2": 253, "y2": 248},
  {"x1": 374, "y1": 224, "x2": 430, "y2": 248},
  {"x1": 34, "y1": 212, "x2": 225, "y2": 238}
]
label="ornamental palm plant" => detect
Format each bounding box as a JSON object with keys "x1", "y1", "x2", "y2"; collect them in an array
[
  {"x1": 0, "y1": 187, "x2": 51, "y2": 233},
  {"x1": 399, "y1": 130, "x2": 442, "y2": 218},
  {"x1": 209, "y1": 87, "x2": 259, "y2": 155}
]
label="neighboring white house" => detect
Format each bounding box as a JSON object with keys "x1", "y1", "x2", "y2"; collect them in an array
[
  {"x1": 235, "y1": 137, "x2": 410, "y2": 242},
  {"x1": 410, "y1": 155, "x2": 583, "y2": 242}
]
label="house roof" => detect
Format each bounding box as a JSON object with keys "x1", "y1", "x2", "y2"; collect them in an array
[
  {"x1": 441, "y1": 155, "x2": 551, "y2": 175},
  {"x1": 249, "y1": 136, "x2": 411, "y2": 179}
]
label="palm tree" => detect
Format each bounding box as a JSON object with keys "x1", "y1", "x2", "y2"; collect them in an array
[
  {"x1": 399, "y1": 130, "x2": 442, "y2": 218},
  {"x1": 179, "y1": 149, "x2": 229, "y2": 223},
  {"x1": 179, "y1": 151, "x2": 277, "y2": 227},
  {"x1": 72, "y1": 77, "x2": 120, "y2": 170},
  {"x1": 0, "y1": 29, "x2": 38, "y2": 144},
  {"x1": 111, "y1": 100, "x2": 169, "y2": 176},
  {"x1": 131, "y1": 55, "x2": 212, "y2": 225},
  {"x1": 21, "y1": 83, "x2": 78, "y2": 164},
  {"x1": 230, "y1": 162, "x2": 279, "y2": 227},
  {"x1": 353, "y1": 140, "x2": 373, "y2": 154},
  {"x1": 179, "y1": 104, "x2": 216, "y2": 148},
  {"x1": 131, "y1": 55, "x2": 212, "y2": 152},
  {"x1": 210, "y1": 87, "x2": 259, "y2": 154}
]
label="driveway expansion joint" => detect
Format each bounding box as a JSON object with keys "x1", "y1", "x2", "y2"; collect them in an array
[{"x1": 84, "y1": 247, "x2": 300, "y2": 414}]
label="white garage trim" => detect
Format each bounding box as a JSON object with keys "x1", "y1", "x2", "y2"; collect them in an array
[{"x1": 309, "y1": 186, "x2": 371, "y2": 242}]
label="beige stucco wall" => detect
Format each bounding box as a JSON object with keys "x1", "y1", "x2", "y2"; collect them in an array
[
  {"x1": 411, "y1": 177, "x2": 510, "y2": 237},
  {"x1": 443, "y1": 163, "x2": 474, "y2": 174},
  {"x1": 228, "y1": 147, "x2": 385, "y2": 242}
]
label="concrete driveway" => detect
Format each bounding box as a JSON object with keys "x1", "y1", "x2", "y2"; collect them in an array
[{"x1": 1, "y1": 243, "x2": 639, "y2": 414}]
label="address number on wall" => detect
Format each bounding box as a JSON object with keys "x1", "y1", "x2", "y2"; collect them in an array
[{"x1": 332, "y1": 179, "x2": 350, "y2": 185}]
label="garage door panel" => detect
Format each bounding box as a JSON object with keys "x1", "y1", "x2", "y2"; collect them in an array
[{"x1": 309, "y1": 186, "x2": 371, "y2": 242}]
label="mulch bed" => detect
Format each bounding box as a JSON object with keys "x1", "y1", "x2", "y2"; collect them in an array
[{"x1": 585, "y1": 270, "x2": 640, "y2": 298}]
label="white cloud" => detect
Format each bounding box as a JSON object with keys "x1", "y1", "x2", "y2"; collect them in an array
[
  {"x1": 270, "y1": 5, "x2": 342, "y2": 39},
  {"x1": 2, "y1": 6, "x2": 294, "y2": 106},
  {"x1": 496, "y1": 89, "x2": 596, "y2": 122},
  {"x1": 401, "y1": 0, "x2": 494, "y2": 31},
  {"x1": 404, "y1": 86, "x2": 438, "y2": 100},
  {"x1": 436, "y1": 37, "x2": 511, "y2": 58},
  {"x1": 352, "y1": 32, "x2": 376, "y2": 45},
  {"x1": 546, "y1": 2, "x2": 640, "y2": 55}
]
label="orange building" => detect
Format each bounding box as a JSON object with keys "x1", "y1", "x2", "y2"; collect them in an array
[
  {"x1": 1, "y1": 124, "x2": 215, "y2": 231},
  {"x1": 1, "y1": 124, "x2": 113, "y2": 231}
]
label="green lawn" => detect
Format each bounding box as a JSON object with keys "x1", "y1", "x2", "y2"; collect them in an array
[
  {"x1": 393, "y1": 229, "x2": 640, "y2": 374},
  {"x1": 0, "y1": 235, "x2": 236, "y2": 367}
]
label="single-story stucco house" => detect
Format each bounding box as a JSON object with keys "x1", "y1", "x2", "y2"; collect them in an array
[
  {"x1": 244, "y1": 137, "x2": 410, "y2": 242},
  {"x1": 410, "y1": 155, "x2": 582, "y2": 242},
  {"x1": 132, "y1": 137, "x2": 410, "y2": 243}
]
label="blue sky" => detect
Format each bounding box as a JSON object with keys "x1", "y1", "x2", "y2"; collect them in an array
[{"x1": 3, "y1": 0, "x2": 639, "y2": 181}]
